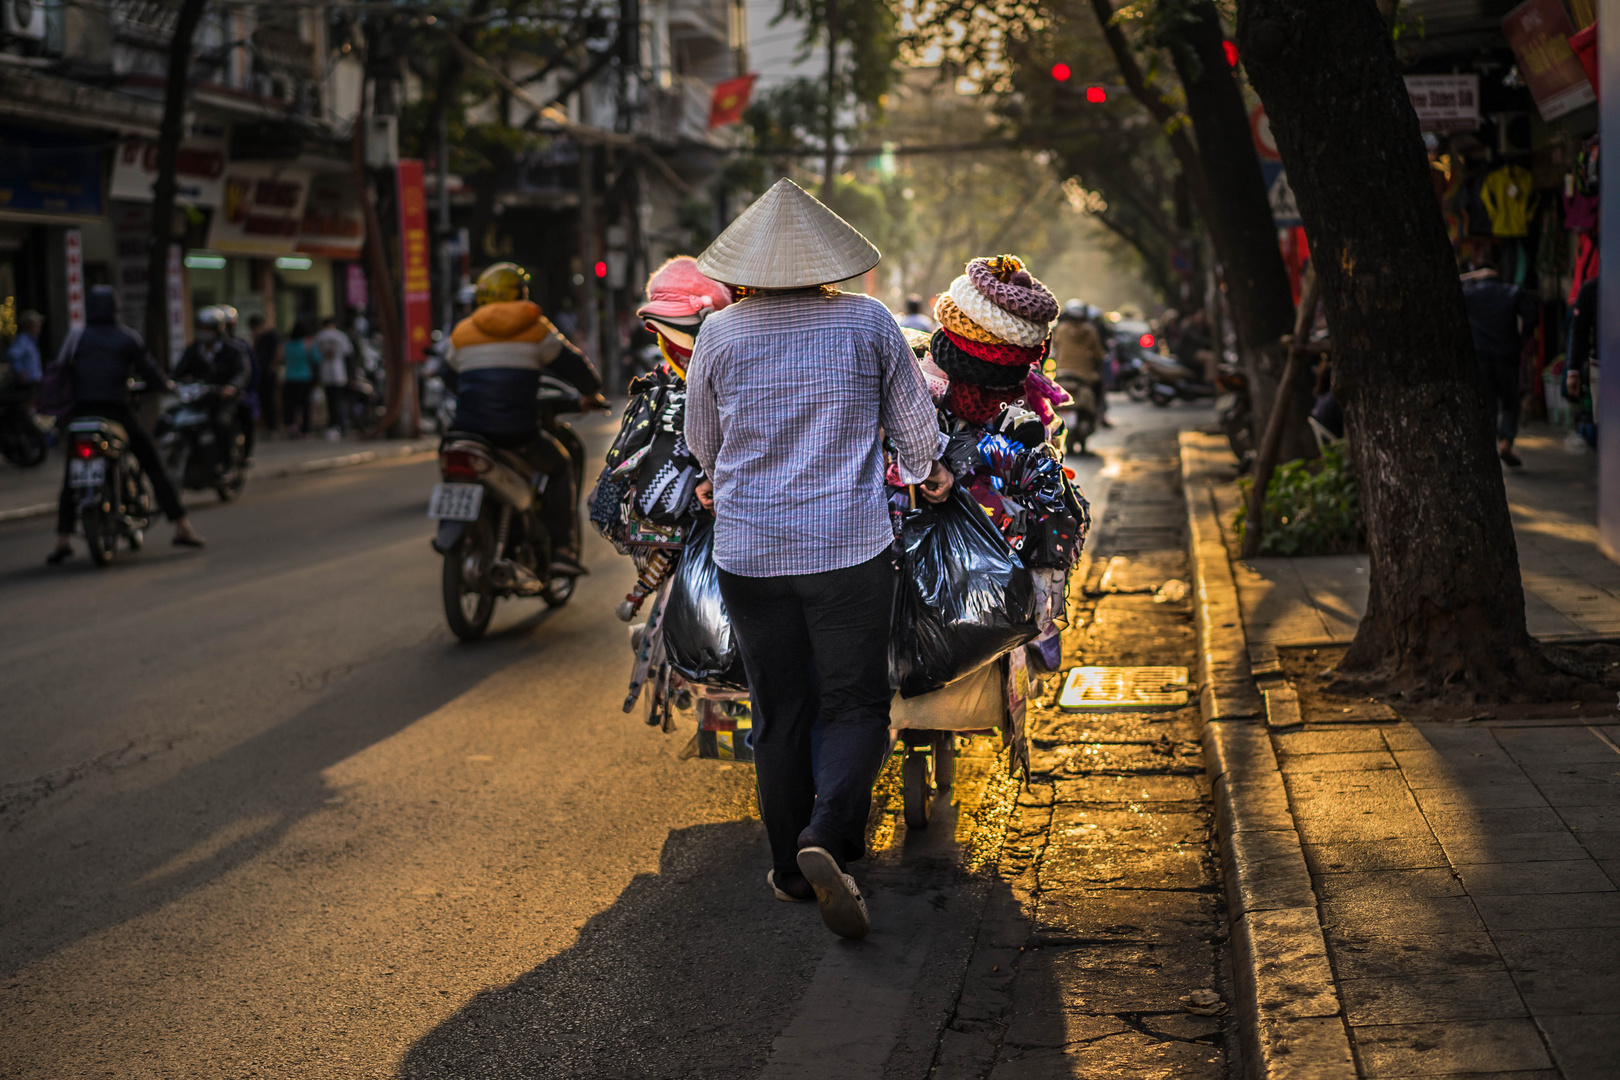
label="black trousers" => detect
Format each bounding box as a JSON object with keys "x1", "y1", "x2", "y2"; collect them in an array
[
  {"x1": 57, "y1": 402, "x2": 185, "y2": 533},
  {"x1": 283, "y1": 381, "x2": 314, "y2": 432},
  {"x1": 1480, "y1": 354, "x2": 1522, "y2": 442},
  {"x1": 717, "y1": 551, "x2": 897, "y2": 877}
]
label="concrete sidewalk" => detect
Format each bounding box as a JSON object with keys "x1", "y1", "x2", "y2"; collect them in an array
[
  {"x1": 1183, "y1": 430, "x2": 1620, "y2": 1080},
  {"x1": 0, "y1": 430, "x2": 439, "y2": 523},
  {"x1": 1224, "y1": 427, "x2": 1620, "y2": 644}
]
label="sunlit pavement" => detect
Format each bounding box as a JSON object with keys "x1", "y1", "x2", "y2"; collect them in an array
[{"x1": 0, "y1": 397, "x2": 1227, "y2": 1078}]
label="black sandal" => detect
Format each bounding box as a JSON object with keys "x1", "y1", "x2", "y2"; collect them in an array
[{"x1": 45, "y1": 546, "x2": 73, "y2": 565}]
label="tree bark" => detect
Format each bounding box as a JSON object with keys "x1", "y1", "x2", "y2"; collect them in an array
[
  {"x1": 1237, "y1": 0, "x2": 1548, "y2": 697},
  {"x1": 1169, "y1": 1, "x2": 1312, "y2": 461},
  {"x1": 142, "y1": 0, "x2": 208, "y2": 368}
]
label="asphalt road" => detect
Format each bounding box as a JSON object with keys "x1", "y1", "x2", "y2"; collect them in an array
[{"x1": 0, "y1": 399, "x2": 1192, "y2": 1078}]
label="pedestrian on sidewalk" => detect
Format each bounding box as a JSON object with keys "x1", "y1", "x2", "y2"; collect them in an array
[
  {"x1": 6, "y1": 310, "x2": 44, "y2": 389},
  {"x1": 281, "y1": 322, "x2": 316, "y2": 436},
  {"x1": 249, "y1": 314, "x2": 283, "y2": 433},
  {"x1": 685, "y1": 178, "x2": 954, "y2": 940},
  {"x1": 1461, "y1": 262, "x2": 1538, "y2": 468},
  {"x1": 46, "y1": 286, "x2": 204, "y2": 563},
  {"x1": 314, "y1": 316, "x2": 353, "y2": 440}
]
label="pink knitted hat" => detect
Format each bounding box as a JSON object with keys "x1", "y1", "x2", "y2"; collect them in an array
[{"x1": 637, "y1": 256, "x2": 731, "y2": 320}]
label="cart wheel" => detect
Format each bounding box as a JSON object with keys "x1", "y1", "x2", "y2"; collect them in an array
[
  {"x1": 903, "y1": 746, "x2": 933, "y2": 831},
  {"x1": 934, "y1": 733, "x2": 957, "y2": 793}
]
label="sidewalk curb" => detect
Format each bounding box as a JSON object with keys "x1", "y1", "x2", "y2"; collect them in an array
[
  {"x1": 0, "y1": 441, "x2": 437, "y2": 525},
  {"x1": 1180, "y1": 432, "x2": 1356, "y2": 1080}
]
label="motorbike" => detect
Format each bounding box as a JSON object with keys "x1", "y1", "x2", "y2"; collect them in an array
[
  {"x1": 0, "y1": 383, "x2": 49, "y2": 466},
  {"x1": 1053, "y1": 373, "x2": 1098, "y2": 455},
  {"x1": 155, "y1": 382, "x2": 247, "y2": 501},
  {"x1": 1103, "y1": 320, "x2": 1158, "y2": 401},
  {"x1": 65, "y1": 414, "x2": 152, "y2": 566},
  {"x1": 428, "y1": 375, "x2": 590, "y2": 641},
  {"x1": 1215, "y1": 367, "x2": 1254, "y2": 467},
  {"x1": 1140, "y1": 353, "x2": 1218, "y2": 408}
]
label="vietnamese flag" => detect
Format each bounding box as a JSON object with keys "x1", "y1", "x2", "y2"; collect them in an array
[{"x1": 708, "y1": 73, "x2": 758, "y2": 129}]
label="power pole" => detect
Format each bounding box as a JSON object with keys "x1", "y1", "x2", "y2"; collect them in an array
[{"x1": 143, "y1": 0, "x2": 208, "y2": 368}]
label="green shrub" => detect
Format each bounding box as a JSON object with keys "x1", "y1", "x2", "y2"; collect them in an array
[{"x1": 1235, "y1": 442, "x2": 1364, "y2": 557}]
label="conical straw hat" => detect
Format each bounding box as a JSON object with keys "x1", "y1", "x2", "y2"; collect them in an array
[{"x1": 696, "y1": 178, "x2": 880, "y2": 288}]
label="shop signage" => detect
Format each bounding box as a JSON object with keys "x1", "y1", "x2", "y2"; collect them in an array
[
  {"x1": 1249, "y1": 104, "x2": 1280, "y2": 163},
  {"x1": 1404, "y1": 74, "x2": 1481, "y2": 132},
  {"x1": 208, "y1": 163, "x2": 310, "y2": 256},
  {"x1": 396, "y1": 160, "x2": 432, "y2": 363},
  {"x1": 1502, "y1": 0, "x2": 1596, "y2": 121},
  {"x1": 296, "y1": 173, "x2": 364, "y2": 259},
  {"x1": 109, "y1": 139, "x2": 227, "y2": 207},
  {"x1": 0, "y1": 127, "x2": 103, "y2": 218},
  {"x1": 65, "y1": 229, "x2": 84, "y2": 329}
]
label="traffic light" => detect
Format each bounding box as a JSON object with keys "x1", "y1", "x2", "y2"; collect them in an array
[
  {"x1": 1085, "y1": 85, "x2": 1107, "y2": 103},
  {"x1": 1051, "y1": 62, "x2": 1071, "y2": 81}
]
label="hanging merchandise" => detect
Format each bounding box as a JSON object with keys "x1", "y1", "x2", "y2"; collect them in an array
[
  {"x1": 661, "y1": 515, "x2": 750, "y2": 690},
  {"x1": 1479, "y1": 163, "x2": 1537, "y2": 238},
  {"x1": 889, "y1": 486, "x2": 1040, "y2": 698}
]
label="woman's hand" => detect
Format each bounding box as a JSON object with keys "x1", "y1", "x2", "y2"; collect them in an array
[
  {"x1": 919, "y1": 461, "x2": 954, "y2": 504},
  {"x1": 695, "y1": 478, "x2": 714, "y2": 510}
]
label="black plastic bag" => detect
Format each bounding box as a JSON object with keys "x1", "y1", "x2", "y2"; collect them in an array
[
  {"x1": 890, "y1": 486, "x2": 1040, "y2": 698},
  {"x1": 662, "y1": 515, "x2": 750, "y2": 690}
]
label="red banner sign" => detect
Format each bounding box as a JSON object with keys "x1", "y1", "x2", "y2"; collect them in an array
[{"x1": 396, "y1": 160, "x2": 432, "y2": 363}]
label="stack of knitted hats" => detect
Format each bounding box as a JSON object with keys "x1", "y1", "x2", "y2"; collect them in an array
[{"x1": 931, "y1": 255, "x2": 1058, "y2": 424}]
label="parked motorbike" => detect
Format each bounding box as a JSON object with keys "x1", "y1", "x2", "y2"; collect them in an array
[
  {"x1": 1053, "y1": 373, "x2": 1098, "y2": 455},
  {"x1": 0, "y1": 384, "x2": 49, "y2": 466},
  {"x1": 65, "y1": 415, "x2": 152, "y2": 566},
  {"x1": 155, "y1": 382, "x2": 247, "y2": 501},
  {"x1": 1103, "y1": 320, "x2": 1158, "y2": 400},
  {"x1": 1140, "y1": 353, "x2": 1218, "y2": 408},
  {"x1": 428, "y1": 375, "x2": 590, "y2": 641},
  {"x1": 1215, "y1": 367, "x2": 1254, "y2": 466}
]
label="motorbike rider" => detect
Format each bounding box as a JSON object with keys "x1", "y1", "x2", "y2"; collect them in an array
[
  {"x1": 1052, "y1": 299, "x2": 1108, "y2": 427},
  {"x1": 218, "y1": 305, "x2": 259, "y2": 462},
  {"x1": 446, "y1": 262, "x2": 604, "y2": 576},
  {"x1": 174, "y1": 306, "x2": 252, "y2": 474},
  {"x1": 46, "y1": 286, "x2": 205, "y2": 563}
]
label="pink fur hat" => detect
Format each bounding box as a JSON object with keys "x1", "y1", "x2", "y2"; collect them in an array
[{"x1": 636, "y1": 256, "x2": 731, "y2": 321}]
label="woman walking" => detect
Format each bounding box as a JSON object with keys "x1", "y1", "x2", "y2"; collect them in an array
[{"x1": 684, "y1": 179, "x2": 954, "y2": 939}]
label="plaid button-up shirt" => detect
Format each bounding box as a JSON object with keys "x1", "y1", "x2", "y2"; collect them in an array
[{"x1": 685, "y1": 290, "x2": 940, "y2": 577}]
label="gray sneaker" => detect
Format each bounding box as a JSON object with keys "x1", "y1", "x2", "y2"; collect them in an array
[{"x1": 796, "y1": 846, "x2": 870, "y2": 939}]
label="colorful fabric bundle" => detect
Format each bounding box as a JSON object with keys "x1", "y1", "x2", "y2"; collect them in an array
[
  {"x1": 948, "y1": 276, "x2": 1049, "y2": 347},
  {"x1": 939, "y1": 326, "x2": 1046, "y2": 367}
]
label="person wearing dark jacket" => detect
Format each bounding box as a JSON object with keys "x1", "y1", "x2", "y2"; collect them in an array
[
  {"x1": 47, "y1": 286, "x2": 204, "y2": 563},
  {"x1": 1461, "y1": 266, "x2": 1539, "y2": 467},
  {"x1": 174, "y1": 305, "x2": 252, "y2": 473}
]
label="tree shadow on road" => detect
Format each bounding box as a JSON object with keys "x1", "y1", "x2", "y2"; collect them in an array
[
  {"x1": 0, "y1": 624, "x2": 557, "y2": 980},
  {"x1": 395, "y1": 820, "x2": 830, "y2": 1080}
]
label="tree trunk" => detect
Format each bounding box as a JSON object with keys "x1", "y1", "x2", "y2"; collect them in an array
[
  {"x1": 1237, "y1": 0, "x2": 1549, "y2": 697},
  {"x1": 142, "y1": 0, "x2": 208, "y2": 368},
  {"x1": 1169, "y1": 2, "x2": 1312, "y2": 460}
]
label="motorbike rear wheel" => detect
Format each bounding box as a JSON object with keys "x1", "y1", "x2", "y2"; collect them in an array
[
  {"x1": 544, "y1": 574, "x2": 576, "y2": 608},
  {"x1": 443, "y1": 529, "x2": 496, "y2": 641},
  {"x1": 82, "y1": 505, "x2": 119, "y2": 566},
  {"x1": 0, "y1": 425, "x2": 48, "y2": 467},
  {"x1": 1125, "y1": 373, "x2": 1152, "y2": 401},
  {"x1": 1150, "y1": 390, "x2": 1173, "y2": 408}
]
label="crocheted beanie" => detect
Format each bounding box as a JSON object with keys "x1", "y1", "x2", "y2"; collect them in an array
[
  {"x1": 966, "y1": 255, "x2": 1059, "y2": 324},
  {"x1": 938, "y1": 326, "x2": 1047, "y2": 367},
  {"x1": 933, "y1": 293, "x2": 1000, "y2": 344},
  {"x1": 931, "y1": 329, "x2": 1034, "y2": 387},
  {"x1": 948, "y1": 275, "x2": 1049, "y2": 347},
  {"x1": 945, "y1": 379, "x2": 1025, "y2": 424}
]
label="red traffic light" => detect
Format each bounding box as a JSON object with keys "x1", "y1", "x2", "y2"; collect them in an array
[
  {"x1": 1222, "y1": 40, "x2": 1239, "y2": 66},
  {"x1": 1139, "y1": 333, "x2": 1155, "y2": 349},
  {"x1": 1051, "y1": 62, "x2": 1071, "y2": 81},
  {"x1": 1085, "y1": 85, "x2": 1107, "y2": 104},
  {"x1": 594, "y1": 260, "x2": 608, "y2": 278}
]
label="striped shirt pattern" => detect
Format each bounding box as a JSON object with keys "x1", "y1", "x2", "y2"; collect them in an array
[{"x1": 685, "y1": 290, "x2": 940, "y2": 577}]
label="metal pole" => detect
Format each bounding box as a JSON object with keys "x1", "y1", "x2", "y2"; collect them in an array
[
  {"x1": 821, "y1": 0, "x2": 837, "y2": 199},
  {"x1": 579, "y1": 143, "x2": 600, "y2": 367}
]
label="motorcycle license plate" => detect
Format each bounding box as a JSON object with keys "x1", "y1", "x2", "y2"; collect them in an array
[
  {"x1": 428, "y1": 483, "x2": 483, "y2": 521},
  {"x1": 69, "y1": 458, "x2": 106, "y2": 488}
]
